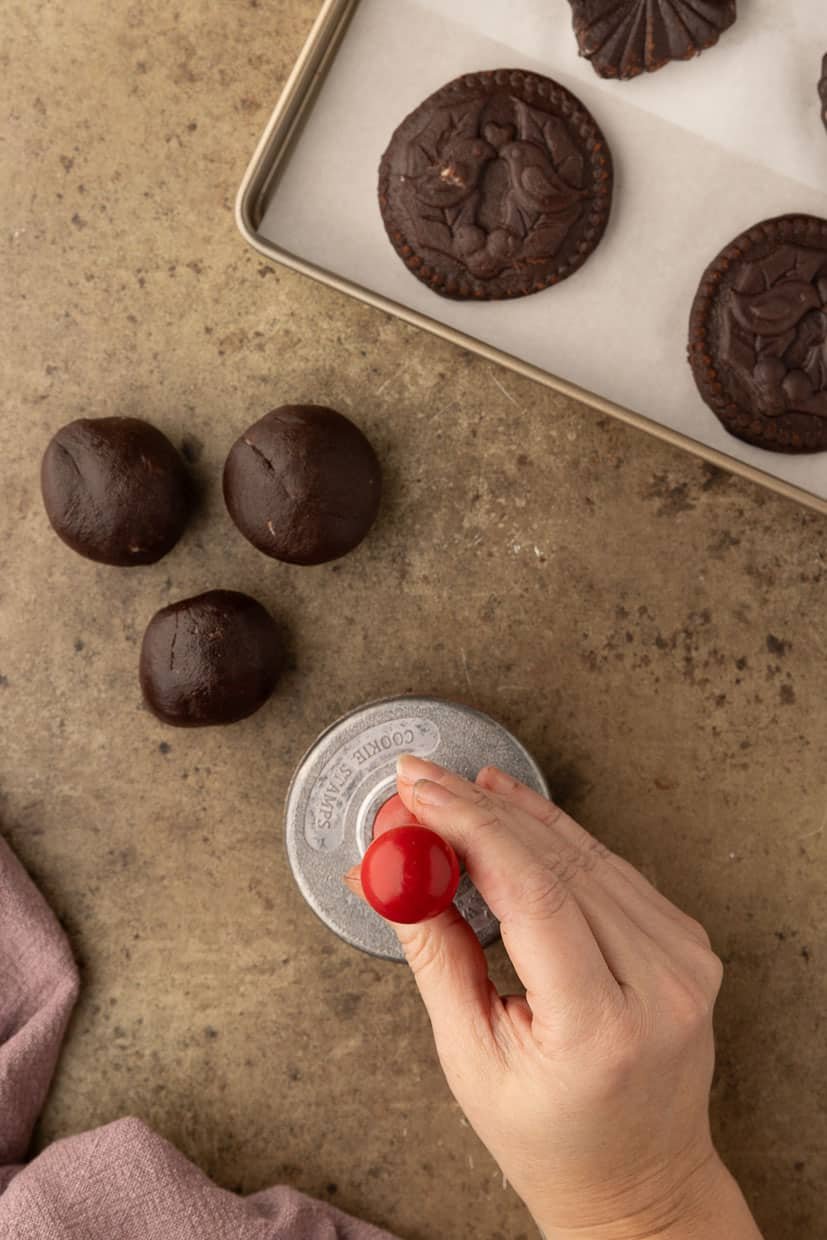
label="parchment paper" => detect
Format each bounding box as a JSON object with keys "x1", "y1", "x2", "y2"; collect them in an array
[{"x1": 258, "y1": 0, "x2": 827, "y2": 500}]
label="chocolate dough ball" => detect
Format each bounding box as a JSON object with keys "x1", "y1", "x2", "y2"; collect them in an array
[
  {"x1": 140, "y1": 590, "x2": 283, "y2": 727},
  {"x1": 223, "y1": 405, "x2": 382, "y2": 565},
  {"x1": 41, "y1": 417, "x2": 190, "y2": 566}
]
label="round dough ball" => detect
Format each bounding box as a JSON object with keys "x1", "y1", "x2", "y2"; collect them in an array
[
  {"x1": 140, "y1": 590, "x2": 283, "y2": 727},
  {"x1": 41, "y1": 417, "x2": 191, "y2": 566},
  {"x1": 223, "y1": 405, "x2": 382, "y2": 565}
]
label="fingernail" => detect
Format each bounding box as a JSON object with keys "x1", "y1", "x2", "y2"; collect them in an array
[
  {"x1": 397, "y1": 753, "x2": 443, "y2": 784},
  {"x1": 479, "y1": 766, "x2": 510, "y2": 790},
  {"x1": 412, "y1": 777, "x2": 456, "y2": 807}
]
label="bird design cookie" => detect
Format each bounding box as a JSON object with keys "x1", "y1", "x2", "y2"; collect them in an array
[
  {"x1": 568, "y1": 0, "x2": 737, "y2": 80},
  {"x1": 378, "y1": 70, "x2": 613, "y2": 300},
  {"x1": 689, "y1": 215, "x2": 827, "y2": 454}
]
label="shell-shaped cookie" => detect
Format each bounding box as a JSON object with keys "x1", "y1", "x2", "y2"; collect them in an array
[{"x1": 569, "y1": 0, "x2": 737, "y2": 80}]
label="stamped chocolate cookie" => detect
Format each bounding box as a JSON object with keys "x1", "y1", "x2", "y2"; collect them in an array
[
  {"x1": 689, "y1": 215, "x2": 827, "y2": 454},
  {"x1": 378, "y1": 69, "x2": 612, "y2": 300},
  {"x1": 568, "y1": 0, "x2": 736, "y2": 80}
]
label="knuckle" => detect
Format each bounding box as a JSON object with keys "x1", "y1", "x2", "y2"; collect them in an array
[
  {"x1": 605, "y1": 1037, "x2": 641, "y2": 1080},
  {"x1": 549, "y1": 809, "x2": 611, "y2": 869},
  {"x1": 575, "y1": 836, "x2": 610, "y2": 874},
  {"x1": 463, "y1": 790, "x2": 504, "y2": 836},
  {"x1": 401, "y1": 928, "x2": 445, "y2": 979},
  {"x1": 587, "y1": 1032, "x2": 642, "y2": 1098},
  {"x1": 683, "y1": 939, "x2": 724, "y2": 994},
  {"x1": 683, "y1": 915, "x2": 713, "y2": 949},
  {"x1": 587, "y1": 836, "x2": 612, "y2": 863},
  {"x1": 547, "y1": 836, "x2": 604, "y2": 882},
  {"x1": 513, "y1": 860, "x2": 569, "y2": 918},
  {"x1": 700, "y1": 948, "x2": 725, "y2": 996},
  {"x1": 468, "y1": 785, "x2": 490, "y2": 808},
  {"x1": 537, "y1": 802, "x2": 564, "y2": 831},
  {"x1": 550, "y1": 843, "x2": 584, "y2": 883},
  {"x1": 660, "y1": 973, "x2": 715, "y2": 1035},
  {"x1": 609, "y1": 853, "x2": 646, "y2": 886}
]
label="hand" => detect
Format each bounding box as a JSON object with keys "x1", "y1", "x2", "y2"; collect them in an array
[{"x1": 348, "y1": 755, "x2": 763, "y2": 1240}]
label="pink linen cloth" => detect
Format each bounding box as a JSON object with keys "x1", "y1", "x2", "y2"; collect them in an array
[{"x1": 0, "y1": 835, "x2": 397, "y2": 1239}]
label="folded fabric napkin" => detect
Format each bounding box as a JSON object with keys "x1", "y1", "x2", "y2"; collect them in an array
[{"x1": 0, "y1": 835, "x2": 397, "y2": 1239}]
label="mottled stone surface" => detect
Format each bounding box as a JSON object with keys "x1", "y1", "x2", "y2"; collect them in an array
[{"x1": 0, "y1": 3, "x2": 825, "y2": 1238}]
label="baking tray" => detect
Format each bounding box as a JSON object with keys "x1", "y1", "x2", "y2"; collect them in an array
[{"x1": 237, "y1": 0, "x2": 827, "y2": 516}]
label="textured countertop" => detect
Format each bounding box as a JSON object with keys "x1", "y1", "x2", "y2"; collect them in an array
[{"x1": 1, "y1": 3, "x2": 825, "y2": 1237}]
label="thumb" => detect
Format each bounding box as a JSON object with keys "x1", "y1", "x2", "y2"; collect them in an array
[{"x1": 344, "y1": 864, "x2": 495, "y2": 1056}]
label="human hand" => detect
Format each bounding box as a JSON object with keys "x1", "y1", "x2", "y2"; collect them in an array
[{"x1": 348, "y1": 755, "x2": 762, "y2": 1240}]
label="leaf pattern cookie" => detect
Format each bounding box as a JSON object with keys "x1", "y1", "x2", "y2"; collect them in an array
[
  {"x1": 689, "y1": 216, "x2": 827, "y2": 454},
  {"x1": 378, "y1": 70, "x2": 613, "y2": 301}
]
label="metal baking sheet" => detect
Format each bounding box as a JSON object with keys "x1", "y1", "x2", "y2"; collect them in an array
[{"x1": 237, "y1": 0, "x2": 827, "y2": 514}]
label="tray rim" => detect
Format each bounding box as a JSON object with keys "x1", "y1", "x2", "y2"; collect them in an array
[{"x1": 236, "y1": 0, "x2": 827, "y2": 517}]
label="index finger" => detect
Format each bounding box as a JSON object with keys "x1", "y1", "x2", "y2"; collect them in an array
[{"x1": 396, "y1": 754, "x2": 622, "y2": 1035}]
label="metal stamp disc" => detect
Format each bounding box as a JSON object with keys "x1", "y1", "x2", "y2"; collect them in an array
[{"x1": 284, "y1": 696, "x2": 548, "y2": 961}]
